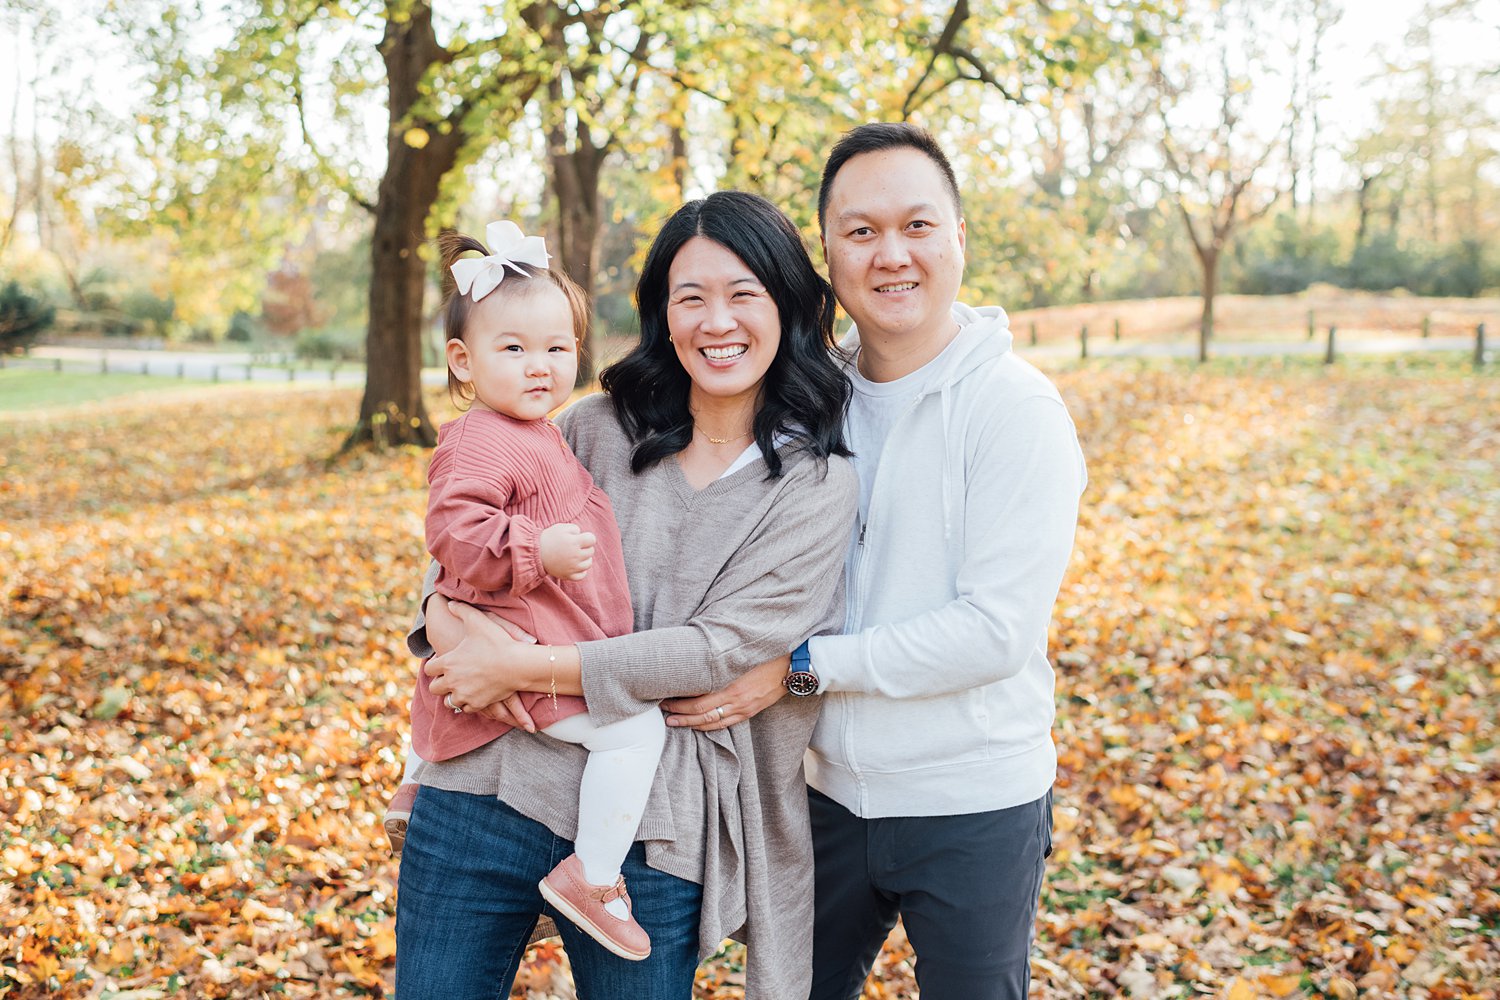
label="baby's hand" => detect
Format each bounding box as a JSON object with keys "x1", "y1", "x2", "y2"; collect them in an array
[{"x1": 539, "y1": 522, "x2": 595, "y2": 581}]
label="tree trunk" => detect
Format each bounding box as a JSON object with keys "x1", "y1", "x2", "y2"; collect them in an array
[
  {"x1": 1197, "y1": 247, "x2": 1218, "y2": 364},
  {"x1": 347, "y1": 4, "x2": 464, "y2": 450},
  {"x1": 548, "y1": 109, "x2": 607, "y2": 386},
  {"x1": 1355, "y1": 173, "x2": 1373, "y2": 249},
  {"x1": 670, "y1": 120, "x2": 688, "y2": 200}
]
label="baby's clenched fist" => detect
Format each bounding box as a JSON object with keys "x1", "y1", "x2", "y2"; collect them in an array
[{"x1": 539, "y1": 522, "x2": 596, "y2": 581}]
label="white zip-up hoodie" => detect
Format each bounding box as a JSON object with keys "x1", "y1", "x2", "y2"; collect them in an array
[{"x1": 806, "y1": 304, "x2": 1087, "y2": 818}]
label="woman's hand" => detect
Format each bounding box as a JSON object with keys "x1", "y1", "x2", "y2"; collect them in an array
[
  {"x1": 474, "y1": 693, "x2": 539, "y2": 733},
  {"x1": 425, "y1": 601, "x2": 539, "y2": 728},
  {"x1": 661, "y1": 655, "x2": 791, "y2": 732}
]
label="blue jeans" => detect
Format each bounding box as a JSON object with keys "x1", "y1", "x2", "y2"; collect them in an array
[{"x1": 395, "y1": 786, "x2": 702, "y2": 1000}]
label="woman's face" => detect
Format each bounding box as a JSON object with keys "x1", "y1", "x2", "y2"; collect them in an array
[{"x1": 665, "y1": 237, "x2": 781, "y2": 409}]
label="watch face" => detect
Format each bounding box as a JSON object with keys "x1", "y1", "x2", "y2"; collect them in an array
[{"x1": 784, "y1": 671, "x2": 818, "y2": 697}]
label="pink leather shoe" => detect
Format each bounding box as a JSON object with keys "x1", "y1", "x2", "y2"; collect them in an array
[
  {"x1": 538, "y1": 853, "x2": 651, "y2": 961},
  {"x1": 383, "y1": 783, "x2": 418, "y2": 857}
]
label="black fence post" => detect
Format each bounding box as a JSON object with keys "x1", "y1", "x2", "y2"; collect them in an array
[
  {"x1": 1324, "y1": 326, "x2": 1337, "y2": 365},
  {"x1": 1307, "y1": 310, "x2": 1315, "y2": 341},
  {"x1": 1029, "y1": 322, "x2": 1038, "y2": 347},
  {"x1": 1080, "y1": 324, "x2": 1089, "y2": 359},
  {"x1": 1476, "y1": 323, "x2": 1487, "y2": 370},
  {"x1": 1422, "y1": 315, "x2": 1431, "y2": 339},
  {"x1": 54, "y1": 357, "x2": 62, "y2": 373},
  {"x1": 1113, "y1": 318, "x2": 1121, "y2": 342}
]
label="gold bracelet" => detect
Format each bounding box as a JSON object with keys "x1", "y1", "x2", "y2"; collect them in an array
[{"x1": 548, "y1": 650, "x2": 558, "y2": 712}]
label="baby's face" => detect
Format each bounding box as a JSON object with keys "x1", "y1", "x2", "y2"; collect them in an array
[{"x1": 454, "y1": 284, "x2": 578, "y2": 420}]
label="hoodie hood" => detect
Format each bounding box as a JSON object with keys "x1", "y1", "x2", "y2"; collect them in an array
[{"x1": 838, "y1": 303, "x2": 1013, "y2": 389}]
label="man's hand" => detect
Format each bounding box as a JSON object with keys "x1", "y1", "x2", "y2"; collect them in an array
[
  {"x1": 661, "y1": 655, "x2": 792, "y2": 732},
  {"x1": 539, "y1": 522, "x2": 595, "y2": 580}
]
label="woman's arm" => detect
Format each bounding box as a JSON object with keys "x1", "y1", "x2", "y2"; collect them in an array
[
  {"x1": 425, "y1": 603, "x2": 583, "y2": 709},
  {"x1": 577, "y1": 457, "x2": 858, "y2": 726}
]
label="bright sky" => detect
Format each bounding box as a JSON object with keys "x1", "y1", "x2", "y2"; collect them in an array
[{"x1": 1, "y1": 0, "x2": 1495, "y2": 199}]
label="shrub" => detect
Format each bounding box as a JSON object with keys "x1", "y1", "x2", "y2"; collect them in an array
[
  {"x1": 120, "y1": 289, "x2": 176, "y2": 336},
  {"x1": 1233, "y1": 215, "x2": 1341, "y2": 295},
  {"x1": 227, "y1": 310, "x2": 264, "y2": 343},
  {"x1": 0, "y1": 282, "x2": 56, "y2": 352},
  {"x1": 1344, "y1": 233, "x2": 1417, "y2": 293},
  {"x1": 295, "y1": 325, "x2": 364, "y2": 363}
]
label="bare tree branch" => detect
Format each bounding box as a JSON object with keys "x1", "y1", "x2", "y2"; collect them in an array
[
  {"x1": 902, "y1": 0, "x2": 970, "y2": 119},
  {"x1": 291, "y1": 61, "x2": 376, "y2": 215}
]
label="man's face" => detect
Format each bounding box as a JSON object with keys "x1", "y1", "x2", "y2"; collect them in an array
[{"x1": 821, "y1": 146, "x2": 966, "y2": 350}]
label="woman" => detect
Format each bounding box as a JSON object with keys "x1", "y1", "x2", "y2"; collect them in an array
[{"x1": 395, "y1": 191, "x2": 858, "y2": 999}]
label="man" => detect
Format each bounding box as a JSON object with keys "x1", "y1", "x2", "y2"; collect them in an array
[{"x1": 794, "y1": 122, "x2": 1087, "y2": 1000}]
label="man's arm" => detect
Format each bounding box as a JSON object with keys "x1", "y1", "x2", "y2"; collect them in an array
[{"x1": 811, "y1": 396, "x2": 1084, "y2": 699}]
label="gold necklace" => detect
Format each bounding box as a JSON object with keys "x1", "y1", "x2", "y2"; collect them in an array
[{"x1": 696, "y1": 425, "x2": 752, "y2": 445}]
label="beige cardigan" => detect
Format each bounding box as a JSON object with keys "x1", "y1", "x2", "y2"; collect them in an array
[{"x1": 408, "y1": 392, "x2": 858, "y2": 999}]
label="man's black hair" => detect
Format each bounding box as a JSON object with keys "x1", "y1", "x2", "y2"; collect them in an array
[{"x1": 818, "y1": 122, "x2": 963, "y2": 232}]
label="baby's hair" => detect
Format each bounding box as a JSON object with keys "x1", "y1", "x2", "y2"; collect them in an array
[{"x1": 437, "y1": 228, "x2": 591, "y2": 409}]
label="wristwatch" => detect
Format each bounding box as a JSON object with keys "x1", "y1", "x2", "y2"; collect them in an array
[{"x1": 783, "y1": 640, "x2": 818, "y2": 697}]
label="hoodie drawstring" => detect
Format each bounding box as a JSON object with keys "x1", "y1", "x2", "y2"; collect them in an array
[{"x1": 939, "y1": 387, "x2": 954, "y2": 541}]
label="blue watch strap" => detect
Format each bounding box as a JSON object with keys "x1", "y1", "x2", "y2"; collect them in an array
[{"x1": 791, "y1": 639, "x2": 812, "y2": 673}]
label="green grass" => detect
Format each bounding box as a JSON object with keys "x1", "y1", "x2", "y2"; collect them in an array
[{"x1": 0, "y1": 369, "x2": 212, "y2": 411}]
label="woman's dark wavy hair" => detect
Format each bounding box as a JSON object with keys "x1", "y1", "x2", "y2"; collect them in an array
[{"x1": 600, "y1": 191, "x2": 852, "y2": 478}]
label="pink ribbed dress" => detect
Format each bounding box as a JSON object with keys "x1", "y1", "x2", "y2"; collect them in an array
[{"x1": 410, "y1": 407, "x2": 633, "y2": 762}]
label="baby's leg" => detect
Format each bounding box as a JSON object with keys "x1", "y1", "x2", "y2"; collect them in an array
[
  {"x1": 401, "y1": 745, "x2": 424, "y2": 783},
  {"x1": 386, "y1": 744, "x2": 424, "y2": 856},
  {"x1": 542, "y1": 709, "x2": 667, "y2": 911}
]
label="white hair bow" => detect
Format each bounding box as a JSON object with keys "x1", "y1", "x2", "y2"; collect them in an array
[{"x1": 450, "y1": 221, "x2": 551, "y2": 302}]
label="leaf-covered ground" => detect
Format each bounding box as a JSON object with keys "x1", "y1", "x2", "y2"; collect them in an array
[{"x1": 2, "y1": 365, "x2": 1496, "y2": 999}]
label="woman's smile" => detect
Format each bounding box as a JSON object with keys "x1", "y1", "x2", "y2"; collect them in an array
[{"x1": 701, "y1": 343, "x2": 749, "y2": 363}]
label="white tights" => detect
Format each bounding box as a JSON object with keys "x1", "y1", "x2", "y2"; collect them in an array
[{"x1": 540, "y1": 708, "x2": 667, "y2": 889}]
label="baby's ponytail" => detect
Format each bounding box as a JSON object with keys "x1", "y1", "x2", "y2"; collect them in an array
[{"x1": 438, "y1": 230, "x2": 490, "y2": 289}]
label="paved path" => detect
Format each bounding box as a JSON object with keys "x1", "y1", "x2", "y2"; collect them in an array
[
  {"x1": 17, "y1": 334, "x2": 1486, "y2": 384},
  {"x1": 1022, "y1": 334, "x2": 1479, "y2": 360},
  {"x1": 19, "y1": 346, "x2": 448, "y2": 385}
]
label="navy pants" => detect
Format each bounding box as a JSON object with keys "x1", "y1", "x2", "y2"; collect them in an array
[
  {"x1": 807, "y1": 787, "x2": 1053, "y2": 1000},
  {"x1": 395, "y1": 786, "x2": 702, "y2": 1000}
]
